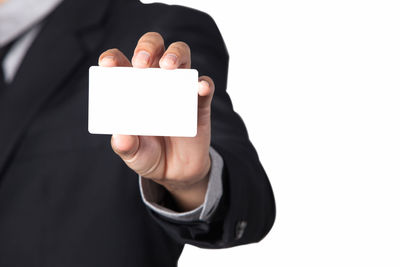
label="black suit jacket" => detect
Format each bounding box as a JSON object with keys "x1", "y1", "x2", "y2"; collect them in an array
[{"x1": 0, "y1": 0, "x2": 276, "y2": 266}]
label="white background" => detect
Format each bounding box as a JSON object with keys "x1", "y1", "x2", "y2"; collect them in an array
[{"x1": 142, "y1": 1, "x2": 400, "y2": 266}]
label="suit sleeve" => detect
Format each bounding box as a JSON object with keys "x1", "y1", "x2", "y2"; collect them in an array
[{"x1": 144, "y1": 5, "x2": 276, "y2": 249}]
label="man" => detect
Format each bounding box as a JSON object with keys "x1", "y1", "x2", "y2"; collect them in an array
[{"x1": 0, "y1": 0, "x2": 275, "y2": 266}]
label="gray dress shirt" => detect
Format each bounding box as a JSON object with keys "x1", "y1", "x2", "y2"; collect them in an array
[{"x1": 0, "y1": 0, "x2": 223, "y2": 221}]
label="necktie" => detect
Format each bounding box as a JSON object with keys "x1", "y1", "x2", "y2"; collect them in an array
[{"x1": 0, "y1": 41, "x2": 15, "y2": 92}]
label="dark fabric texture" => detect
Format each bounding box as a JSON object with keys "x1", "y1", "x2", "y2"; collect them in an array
[{"x1": 0, "y1": 0, "x2": 276, "y2": 266}]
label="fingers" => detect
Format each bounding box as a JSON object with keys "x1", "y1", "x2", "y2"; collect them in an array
[
  {"x1": 197, "y1": 76, "x2": 215, "y2": 127},
  {"x1": 198, "y1": 76, "x2": 215, "y2": 109},
  {"x1": 131, "y1": 32, "x2": 191, "y2": 70},
  {"x1": 132, "y1": 32, "x2": 165, "y2": 68},
  {"x1": 160, "y1": 41, "x2": 191, "y2": 69},
  {"x1": 98, "y1": 48, "x2": 132, "y2": 67},
  {"x1": 100, "y1": 33, "x2": 191, "y2": 70}
]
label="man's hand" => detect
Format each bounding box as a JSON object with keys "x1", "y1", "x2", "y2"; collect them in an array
[{"x1": 98, "y1": 32, "x2": 215, "y2": 212}]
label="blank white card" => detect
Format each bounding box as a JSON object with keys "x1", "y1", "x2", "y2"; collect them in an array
[{"x1": 88, "y1": 66, "x2": 198, "y2": 137}]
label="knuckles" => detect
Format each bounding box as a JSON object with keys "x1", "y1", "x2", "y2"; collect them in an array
[
  {"x1": 140, "y1": 32, "x2": 164, "y2": 42},
  {"x1": 99, "y1": 32, "x2": 194, "y2": 66},
  {"x1": 170, "y1": 41, "x2": 191, "y2": 53}
]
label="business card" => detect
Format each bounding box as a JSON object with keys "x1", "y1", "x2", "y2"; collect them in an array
[{"x1": 88, "y1": 66, "x2": 198, "y2": 137}]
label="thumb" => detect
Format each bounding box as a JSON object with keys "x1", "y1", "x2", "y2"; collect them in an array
[
  {"x1": 111, "y1": 135, "x2": 164, "y2": 179},
  {"x1": 110, "y1": 134, "x2": 140, "y2": 161}
]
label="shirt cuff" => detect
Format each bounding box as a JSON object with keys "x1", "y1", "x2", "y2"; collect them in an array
[{"x1": 138, "y1": 146, "x2": 224, "y2": 222}]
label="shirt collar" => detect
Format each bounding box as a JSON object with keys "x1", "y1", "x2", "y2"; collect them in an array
[{"x1": 0, "y1": 0, "x2": 63, "y2": 47}]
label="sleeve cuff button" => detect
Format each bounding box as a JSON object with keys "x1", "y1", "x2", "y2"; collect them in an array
[{"x1": 235, "y1": 220, "x2": 247, "y2": 240}]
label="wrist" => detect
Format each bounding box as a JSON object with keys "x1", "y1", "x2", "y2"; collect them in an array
[{"x1": 162, "y1": 156, "x2": 211, "y2": 212}]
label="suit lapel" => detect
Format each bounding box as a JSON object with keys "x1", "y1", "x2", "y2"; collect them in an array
[{"x1": 0, "y1": 0, "x2": 110, "y2": 176}]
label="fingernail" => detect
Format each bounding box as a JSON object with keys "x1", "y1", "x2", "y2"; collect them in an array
[
  {"x1": 100, "y1": 56, "x2": 114, "y2": 66},
  {"x1": 198, "y1": 80, "x2": 210, "y2": 95},
  {"x1": 162, "y1": 54, "x2": 178, "y2": 66},
  {"x1": 200, "y1": 80, "x2": 209, "y2": 88},
  {"x1": 134, "y1": 51, "x2": 150, "y2": 66}
]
